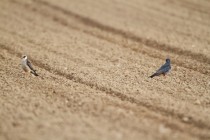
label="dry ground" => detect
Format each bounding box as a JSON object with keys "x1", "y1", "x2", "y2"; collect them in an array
[{"x1": 0, "y1": 0, "x2": 210, "y2": 140}]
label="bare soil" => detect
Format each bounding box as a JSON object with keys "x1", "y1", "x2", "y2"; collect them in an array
[{"x1": 0, "y1": 0, "x2": 210, "y2": 140}]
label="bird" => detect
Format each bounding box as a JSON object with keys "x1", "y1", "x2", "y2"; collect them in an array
[
  {"x1": 21, "y1": 55, "x2": 38, "y2": 76},
  {"x1": 149, "y1": 58, "x2": 171, "y2": 78}
]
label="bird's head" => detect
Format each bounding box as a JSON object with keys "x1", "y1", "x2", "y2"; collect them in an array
[
  {"x1": 166, "y1": 58, "x2": 170, "y2": 63},
  {"x1": 22, "y1": 55, "x2": 27, "y2": 60}
]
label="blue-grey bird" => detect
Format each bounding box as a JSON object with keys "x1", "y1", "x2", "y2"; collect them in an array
[
  {"x1": 21, "y1": 55, "x2": 38, "y2": 76},
  {"x1": 149, "y1": 58, "x2": 171, "y2": 78}
]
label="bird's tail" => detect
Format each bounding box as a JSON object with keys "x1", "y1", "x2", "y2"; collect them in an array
[
  {"x1": 31, "y1": 70, "x2": 39, "y2": 76},
  {"x1": 149, "y1": 73, "x2": 156, "y2": 78}
]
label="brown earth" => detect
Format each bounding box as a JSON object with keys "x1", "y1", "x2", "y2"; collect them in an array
[{"x1": 0, "y1": 0, "x2": 210, "y2": 139}]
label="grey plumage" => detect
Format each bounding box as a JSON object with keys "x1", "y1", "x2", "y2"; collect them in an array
[
  {"x1": 149, "y1": 58, "x2": 171, "y2": 78},
  {"x1": 21, "y1": 55, "x2": 38, "y2": 76}
]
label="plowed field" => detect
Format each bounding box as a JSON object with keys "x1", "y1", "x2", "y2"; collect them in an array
[{"x1": 0, "y1": 0, "x2": 210, "y2": 139}]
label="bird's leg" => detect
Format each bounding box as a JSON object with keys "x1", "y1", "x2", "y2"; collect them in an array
[{"x1": 163, "y1": 73, "x2": 167, "y2": 78}]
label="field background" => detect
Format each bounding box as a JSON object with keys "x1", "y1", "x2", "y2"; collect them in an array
[{"x1": 0, "y1": 0, "x2": 210, "y2": 139}]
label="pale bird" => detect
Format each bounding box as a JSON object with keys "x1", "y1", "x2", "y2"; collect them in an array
[{"x1": 21, "y1": 55, "x2": 38, "y2": 76}]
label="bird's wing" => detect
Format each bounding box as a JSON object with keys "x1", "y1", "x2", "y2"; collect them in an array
[
  {"x1": 27, "y1": 59, "x2": 36, "y2": 72},
  {"x1": 156, "y1": 62, "x2": 171, "y2": 74}
]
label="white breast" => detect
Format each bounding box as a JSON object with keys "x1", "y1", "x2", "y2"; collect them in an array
[{"x1": 21, "y1": 59, "x2": 29, "y2": 72}]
